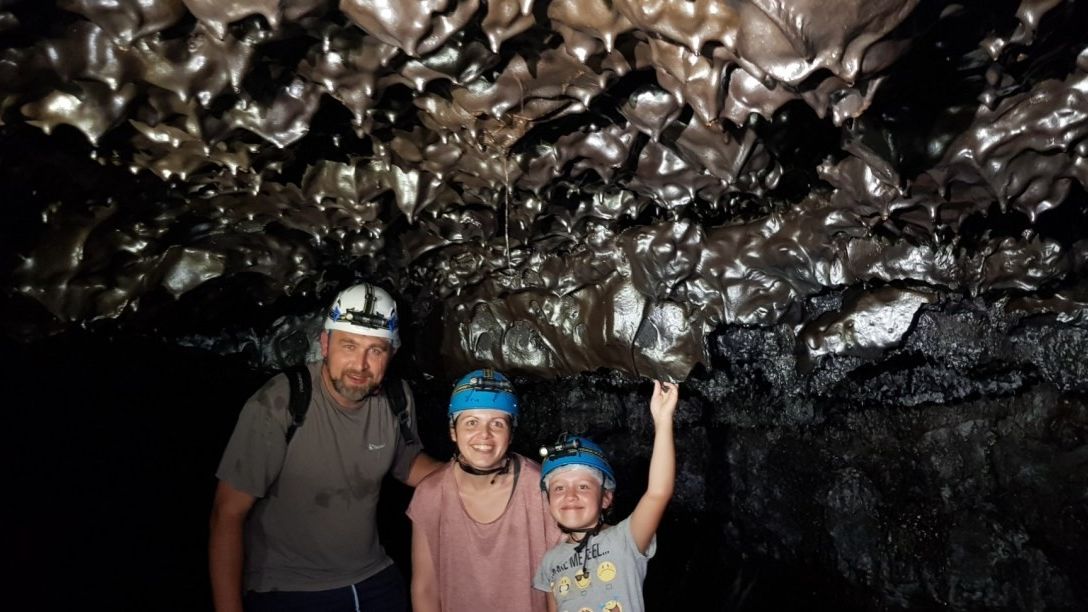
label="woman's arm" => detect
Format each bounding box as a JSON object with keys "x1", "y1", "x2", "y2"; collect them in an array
[{"x1": 410, "y1": 522, "x2": 441, "y2": 612}]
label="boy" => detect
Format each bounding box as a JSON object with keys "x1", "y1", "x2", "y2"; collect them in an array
[{"x1": 534, "y1": 380, "x2": 678, "y2": 612}]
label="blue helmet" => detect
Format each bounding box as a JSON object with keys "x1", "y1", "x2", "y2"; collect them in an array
[
  {"x1": 539, "y1": 434, "x2": 616, "y2": 491},
  {"x1": 448, "y1": 369, "x2": 518, "y2": 424}
]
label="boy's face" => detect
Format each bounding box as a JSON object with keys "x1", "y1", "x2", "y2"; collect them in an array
[
  {"x1": 450, "y1": 409, "x2": 512, "y2": 470},
  {"x1": 546, "y1": 467, "x2": 613, "y2": 530}
]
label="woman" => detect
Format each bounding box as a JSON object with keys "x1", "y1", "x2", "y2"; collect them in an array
[{"x1": 407, "y1": 369, "x2": 561, "y2": 612}]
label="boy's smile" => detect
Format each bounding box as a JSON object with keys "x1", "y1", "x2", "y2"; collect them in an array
[{"x1": 546, "y1": 468, "x2": 613, "y2": 531}]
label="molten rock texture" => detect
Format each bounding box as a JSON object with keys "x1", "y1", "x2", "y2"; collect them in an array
[{"x1": 2, "y1": 0, "x2": 1085, "y2": 380}]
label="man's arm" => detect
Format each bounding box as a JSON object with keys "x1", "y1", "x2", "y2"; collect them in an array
[
  {"x1": 629, "y1": 380, "x2": 678, "y2": 554},
  {"x1": 404, "y1": 452, "x2": 444, "y2": 487},
  {"x1": 410, "y1": 523, "x2": 441, "y2": 612},
  {"x1": 209, "y1": 480, "x2": 257, "y2": 612}
]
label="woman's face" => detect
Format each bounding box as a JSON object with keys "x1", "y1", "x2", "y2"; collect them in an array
[{"x1": 450, "y1": 409, "x2": 512, "y2": 470}]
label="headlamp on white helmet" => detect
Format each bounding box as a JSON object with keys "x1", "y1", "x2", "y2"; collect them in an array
[{"x1": 324, "y1": 283, "x2": 400, "y2": 351}]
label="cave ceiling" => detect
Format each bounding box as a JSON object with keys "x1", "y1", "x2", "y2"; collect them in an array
[{"x1": 2, "y1": 0, "x2": 1088, "y2": 381}]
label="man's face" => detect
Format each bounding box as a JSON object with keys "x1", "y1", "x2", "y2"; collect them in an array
[{"x1": 320, "y1": 330, "x2": 392, "y2": 405}]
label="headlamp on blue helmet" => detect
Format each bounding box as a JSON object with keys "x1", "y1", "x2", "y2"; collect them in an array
[
  {"x1": 448, "y1": 369, "x2": 519, "y2": 426},
  {"x1": 539, "y1": 434, "x2": 616, "y2": 492}
]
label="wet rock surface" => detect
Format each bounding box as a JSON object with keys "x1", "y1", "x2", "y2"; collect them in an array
[
  {"x1": 2, "y1": 1, "x2": 1087, "y2": 610},
  {"x1": 502, "y1": 294, "x2": 1087, "y2": 610},
  {"x1": 2, "y1": 0, "x2": 1087, "y2": 381}
]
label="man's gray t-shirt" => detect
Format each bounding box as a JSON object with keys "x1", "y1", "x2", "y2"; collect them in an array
[{"x1": 216, "y1": 362, "x2": 423, "y2": 592}]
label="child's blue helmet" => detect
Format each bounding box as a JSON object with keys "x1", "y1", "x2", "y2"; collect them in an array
[
  {"x1": 449, "y1": 369, "x2": 518, "y2": 424},
  {"x1": 539, "y1": 434, "x2": 616, "y2": 491}
]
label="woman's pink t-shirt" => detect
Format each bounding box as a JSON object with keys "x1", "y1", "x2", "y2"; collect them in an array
[{"x1": 407, "y1": 454, "x2": 562, "y2": 612}]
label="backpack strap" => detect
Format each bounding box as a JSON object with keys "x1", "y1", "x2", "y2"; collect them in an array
[
  {"x1": 282, "y1": 367, "x2": 412, "y2": 445},
  {"x1": 283, "y1": 365, "x2": 312, "y2": 444},
  {"x1": 383, "y1": 376, "x2": 416, "y2": 445}
]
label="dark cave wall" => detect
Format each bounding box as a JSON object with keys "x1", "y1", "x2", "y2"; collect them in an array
[
  {"x1": 6, "y1": 289, "x2": 1087, "y2": 611},
  {"x1": 719, "y1": 386, "x2": 1085, "y2": 610},
  {"x1": 488, "y1": 293, "x2": 1088, "y2": 610}
]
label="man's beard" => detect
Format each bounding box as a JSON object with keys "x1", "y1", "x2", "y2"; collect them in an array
[{"x1": 331, "y1": 369, "x2": 378, "y2": 401}]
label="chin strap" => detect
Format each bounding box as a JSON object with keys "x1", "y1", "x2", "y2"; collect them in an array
[
  {"x1": 561, "y1": 516, "x2": 604, "y2": 576},
  {"x1": 455, "y1": 454, "x2": 512, "y2": 484}
]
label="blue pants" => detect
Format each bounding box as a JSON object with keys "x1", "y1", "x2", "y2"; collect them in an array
[{"x1": 243, "y1": 564, "x2": 407, "y2": 612}]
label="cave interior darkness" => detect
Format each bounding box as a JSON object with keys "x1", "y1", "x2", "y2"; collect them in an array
[{"x1": 2, "y1": 0, "x2": 1088, "y2": 610}]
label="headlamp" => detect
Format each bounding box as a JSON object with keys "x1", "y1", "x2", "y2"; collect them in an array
[{"x1": 335, "y1": 307, "x2": 391, "y2": 330}]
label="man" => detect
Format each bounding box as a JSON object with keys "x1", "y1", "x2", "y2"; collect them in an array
[{"x1": 209, "y1": 283, "x2": 442, "y2": 612}]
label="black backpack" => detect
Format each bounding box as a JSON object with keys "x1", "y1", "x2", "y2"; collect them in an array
[{"x1": 281, "y1": 365, "x2": 415, "y2": 445}]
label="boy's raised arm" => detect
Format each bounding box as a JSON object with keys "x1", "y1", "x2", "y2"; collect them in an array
[{"x1": 629, "y1": 380, "x2": 678, "y2": 554}]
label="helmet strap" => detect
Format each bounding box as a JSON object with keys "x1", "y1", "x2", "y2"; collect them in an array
[
  {"x1": 560, "y1": 516, "x2": 604, "y2": 576},
  {"x1": 455, "y1": 453, "x2": 512, "y2": 484}
]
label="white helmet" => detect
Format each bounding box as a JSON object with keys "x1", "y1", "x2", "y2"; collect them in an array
[{"x1": 324, "y1": 283, "x2": 401, "y2": 350}]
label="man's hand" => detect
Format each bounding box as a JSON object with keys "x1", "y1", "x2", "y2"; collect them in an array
[{"x1": 405, "y1": 453, "x2": 444, "y2": 488}]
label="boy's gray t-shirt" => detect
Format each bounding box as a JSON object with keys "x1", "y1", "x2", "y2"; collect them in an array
[
  {"x1": 216, "y1": 362, "x2": 422, "y2": 592},
  {"x1": 534, "y1": 516, "x2": 657, "y2": 612}
]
